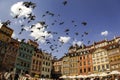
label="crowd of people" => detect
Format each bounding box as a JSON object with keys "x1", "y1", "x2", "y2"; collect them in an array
[
  {"x1": 0, "y1": 69, "x2": 52, "y2": 80},
  {"x1": 0, "y1": 68, "x2": 30, "y2": 80}
]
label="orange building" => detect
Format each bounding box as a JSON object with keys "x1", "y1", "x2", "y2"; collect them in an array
[
  {"x1": 78, "y1": 51, "x2": 93, "y2": 75},
  {"x1": 68, "y1": 44, "x2": 93, "y2": 75}
]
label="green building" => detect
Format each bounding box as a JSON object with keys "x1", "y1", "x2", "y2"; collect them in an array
[{"x1": 15, "y1": 41, "x2": 34, "y2": 74}]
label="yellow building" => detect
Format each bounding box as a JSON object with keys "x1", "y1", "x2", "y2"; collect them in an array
[
  {"x1": 41, "y1": 52, "x2": 52, "y2": 78},
  {"x1": 107, "y1": 37, "x2": 120, "y2": 71},
  {"x1": 69, "y1": 56, "x2": 79, "y2": 76},
  {"x1": 27, "y1": 40, "x2": 43, "y2": 77},
  {"x1": 92, "y1": 40, "x2": 110, "y2": 73},
  {"x1": 52, "y1": 59, "x2": 62, "y2": 79},
  {"x1": 62, "y1": 56, "x2": 70, "y2": 76},
  {"x1": 53, "y1": 60, "x2": 62, "y2": 73},
  {"x1": 30, "y1": 49, "x2": 43, "y2": 77},
  {"x1": 92, "y1": 48, "x2": 110, "y2": 73}
]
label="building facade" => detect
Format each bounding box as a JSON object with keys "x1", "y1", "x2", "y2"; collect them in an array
[
  {"x1": 92, "y1": 48, "x2": 110, "y2": 73},
  {"x1": 0, "y1": 40, "x2": 8, "y2": 71},
  {"x1": 15, "y1": 41, "x2": 34, "y2": 74},
  {"x1": 0, "y1": 24, "x2": 13, "y2": 42},
  {"x1": 0, "y1": 25, "x2": 18, "y2": 71},
  {"x1": 62, "y1": 56, "x2": 70, "y2": 76},
  {"x1": 52, "y1": 58, "x2": 62, "y2": 79},
  {"x1": 41, "y1": 52, "x2": 52, "y2": 78},
  {"x1": 59, "y1": 37, "x2": 120, "y2": 77},
  {"x1": 28, "y1": 39, "x2": 43, "y2": 77},
  {"x1": 108, "y1": 37, "x2": 120, "y2": 71},
  {"x1": 30, "y1": 49, "x2": 43, "y2": 77},
  {"x1": 1, "y1": 38, "x2": 19, "y2": 71},
  {"x1": 68, "y1": 44, "x2": 93, "y2": 75},
  {"x1": 78, "y1": 51, "x2": 93, "y2": 75}
]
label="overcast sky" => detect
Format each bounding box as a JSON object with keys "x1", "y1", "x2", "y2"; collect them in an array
[{"x1": 0, "y1": 0, "x2": 120, "y2": 58}]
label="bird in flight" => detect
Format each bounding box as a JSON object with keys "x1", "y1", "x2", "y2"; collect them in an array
[
  {"x1": 62, "y1": 0, "x2": 67, "y2": 5},
  {"x1": 81, "y1": 22, "x2": 87, "y2": 26}
]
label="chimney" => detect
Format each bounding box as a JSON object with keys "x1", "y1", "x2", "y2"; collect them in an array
[{"x1": 114, "y1": 36, "x2": 116, "y2": 39}]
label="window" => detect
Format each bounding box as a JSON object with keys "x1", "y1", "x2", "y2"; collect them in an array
[
  {"x1": 98, "y1": 65, "x2": 100, "y2": 71},
  {"x1": 19, "y1": 53, "x2": 22, "y2": 56},
  {"x1": 36, "y1": 61, "x2": 38, "y2": 65},
  {"x1": 116, "y1": 65, "x2": 119, "y2": 68},
  {"x1": 39, "y1": 62, "x2": 41, "y2": 65},
  {"x1": 80, "y1": 57, "x2": 82, "y2": 60},
  {"x1": 102, "y1": 65, "x2": 104, "y2": 70},
  {"x1": 43, "y1": 61, "x2": 45, "y2": 64},
  {"x1": 46, "y1": 62, "x2": 48, "y2": 66},
  {"x1": 84, "y1": 61, "x2": 86, "y2": 65},
  {"x1": 24, "y1": 63, "x2": 26, "y2": 67},
  {"x1": 83, "y1": 56, "x2": 85, "y2": 59},
  {"x1": 33, "y1": 59, "x2": 35, "y2": 64},
  {"x1": 80, "y1": 69, "x2": 82, "y2": 73},
  {"x1": 22, "y1": 54, "x2": 25, "y2": 57},
  {"x1": 21, "y1": 47, "x2": 23, "y2": 50},
  {"x1": 27, "y1": 49, "x2": 29, "y2": 52},
  {"x1": 34, "y1": 53, "x2": 36, "y2": 56},
  {"x1": 30, "y1": 51, "x2": 32, "y2": 54},
  {"x1": 87, "y1": 55, "x2": 89, "y2": 58},
  {"x1": 106, "y1": 64, "x2": 109, "y2": 69},
  {"x1": 24, "y1": 48, "x2": 26, "y2": 51},
  {"x1": 94, "y1": 66, "x2": 96, "y2": 71},
  {"x1": 27, "y1": 64, "x2": 29, "y2": 67},
  {"x1": 80, "y1": 62, "x2": 82, "y2": 66},
  {"x1": 88, "y1": 67, "x2": 91, "y2": 72},
  {"x1": 42, "y1": 67, "x2": 44, "y2": 71},
  {"x1": 48, "y1": 69, "x2": 50, "y2": 72},
  {"x1": 84, "y1": 68, "x2": 86, "y2": 72},
  {"x1": 88, "y1": 61, "x2": 90, "y2": 65},
  {"x1": 37, "y1": 55, "x2": 39, "y2": 58},
  {"x1": 45, "y1": 68, "x2": 47, "y2": 72}
]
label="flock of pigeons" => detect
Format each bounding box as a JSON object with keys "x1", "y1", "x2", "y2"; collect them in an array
[{"x1": 2, "y1": 1, "x2": 91, "y2": 55}]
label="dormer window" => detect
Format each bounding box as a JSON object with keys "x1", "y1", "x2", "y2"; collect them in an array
[
  {"x1": 84, "y1": 51, "x2": 86, "y2": 54},
  {"x1": 118, "y1": 40, "x2": 120, "y2": 44},
  {"x1": 109, "y1": 46, "x2": 112, "y2": 49},
  {"x1": 113, "y1": 45, "x2": 115, "y2": 48}
]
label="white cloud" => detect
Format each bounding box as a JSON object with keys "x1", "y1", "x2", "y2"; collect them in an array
[
  {"x1": 0, "y1": 22, "x2": 3, "y2": 28},
  {"x1": 101, "y1": 31, "x2": 108, "y2": 36},
  {"x1": 18, "y1": 19, "x2": 24, "y2": 24},
  {"x1": 72, "y1": 40, "x2": 83, "y2": 46},
  {"x1": 18, "y1": 39, "x2": 21, "y2": 42},
  {"x1": 12, "y1": 33, "x2": 16, "y2": 38},
  {"x1": 59, "y1": 36, "x2": 71, "y2": 44},
  {"x1": 24, "y1": 22, "x2": 53, "y2": 43},
  {"x1": 10, "y1": 1, "x2": 32, "y2": 18}
]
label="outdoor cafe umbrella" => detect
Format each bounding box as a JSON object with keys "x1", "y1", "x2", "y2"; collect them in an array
[
  {"x1": 99, "y1": 72, "x2": 108, "y2": 77},
  {"x1": 76, "y1": 75, "x2": 84, "y2": 78},
  {"x1": 60, "y1": 75, "x2": 68, "y2": 78},
  {"x1": 68, "y1": 76, "x2": 73, "y2": 78},
  {"x1": 82, "y1": 75, "x2": 88, "y2": 78},
  {"x1": 88, "y1": 73, "x2": 98, "y2": 77},
  {"x1": 68, "y1": 75, "x2": 77, "y2": 79},
  {"x1": 109, "y1": 70, "x2": 120, "y2": 75}
]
